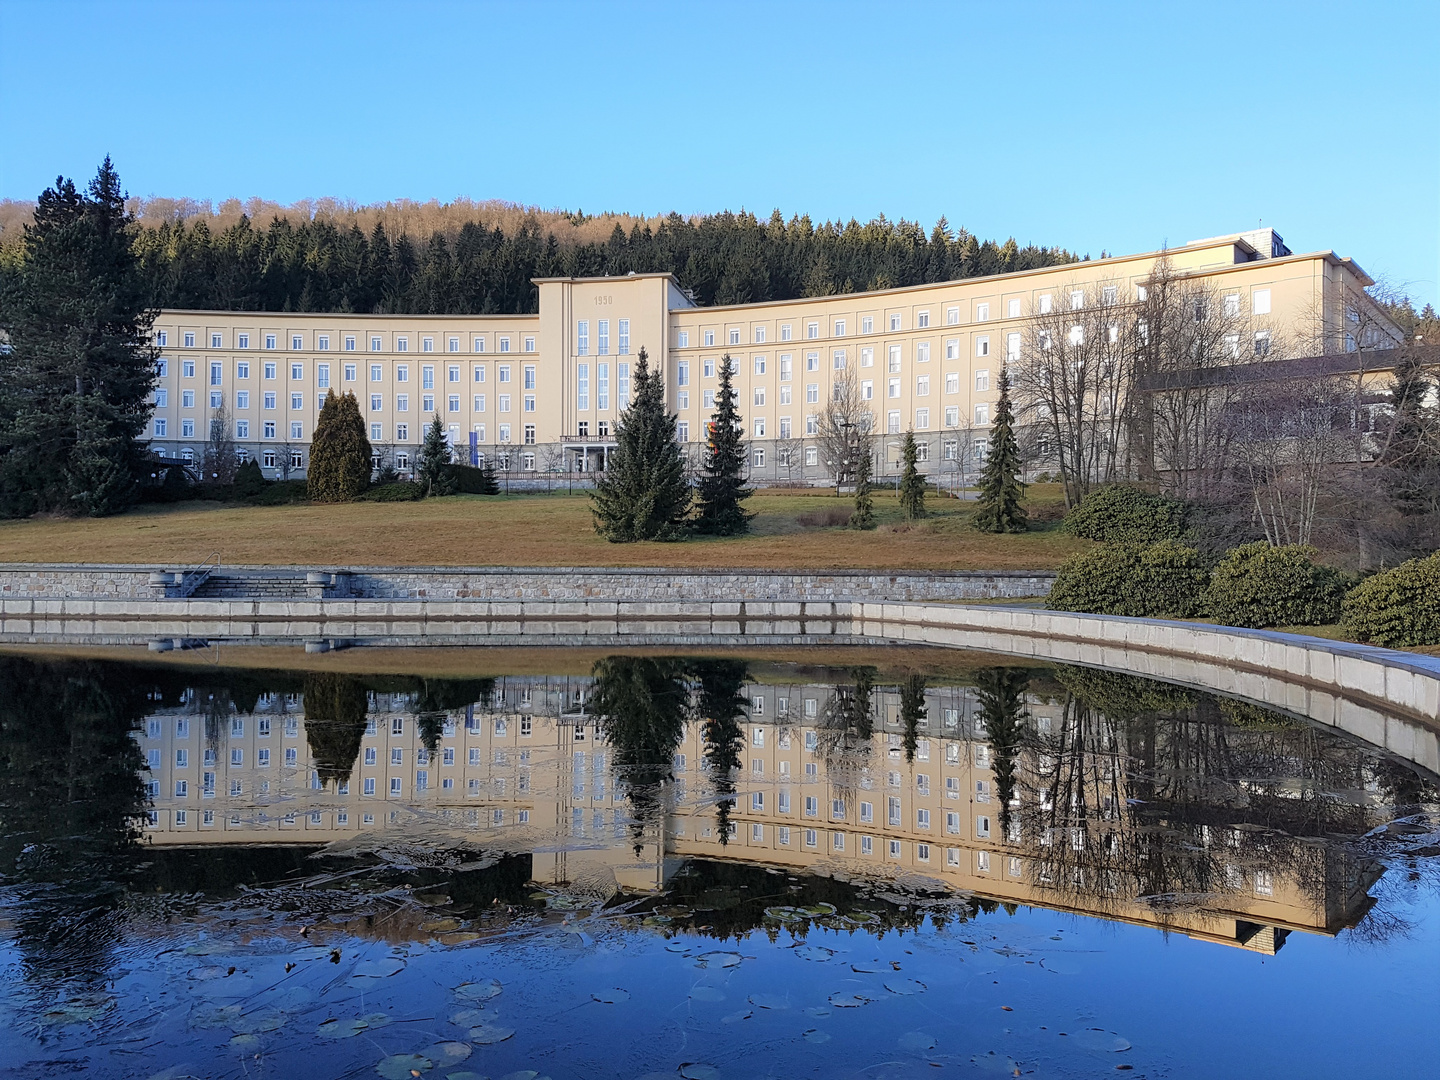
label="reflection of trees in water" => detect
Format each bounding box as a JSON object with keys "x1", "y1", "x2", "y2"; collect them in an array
[
  {"x1": 413, "y1": 677, "x2": 496, "y2": 753},
  {"x1": 1008, "y1": 666, "x2": 1404, "y2": 931},
  {"x1": 977, "y1": 667, "x2": 1030, "y2": 838},
  {"x1": 692, "y1": 660, "x2": 750, "y2": 847},
  {"x1": 817, "y1": 667, "x2": 875, "y2": 801},
  {"x1": 303, "y1": 673, "x2": 370, "y2": 787},
  {"x1": 899, "y1": 673, "x2": 926, "y2": 764},
  {"x1": 590, "y1": 656, "x2": 692, "y2": 853},
  {"x1": 0, "y1": 656, "x2": 151, "y2": 997}
]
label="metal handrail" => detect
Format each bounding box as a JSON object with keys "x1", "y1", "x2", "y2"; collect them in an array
[{"x1": 176, "y1": 551, "x2": 221, "y2": 597}]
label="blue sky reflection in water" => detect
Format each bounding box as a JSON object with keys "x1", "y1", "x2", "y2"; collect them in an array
[{"x1": 0, "y1": 650, "x2": 1437, "y2": 1079}]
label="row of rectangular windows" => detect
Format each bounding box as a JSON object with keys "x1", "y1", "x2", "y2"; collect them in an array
[
  {"x1": 157, "y1": 330, "x2": 534, "y2": 353},
  {"x1": 674, "y1": 288, "x2": 1275, "y2": 347},
  {"x1": 157, "y1": 360, "x2": 534, "y2": 386}
]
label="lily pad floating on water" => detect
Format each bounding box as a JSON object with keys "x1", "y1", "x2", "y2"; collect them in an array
[
  {"x1": 694, "y1": 951, "x2": 742, "y2": 968},
  {"x1": 592, "y1": 988, "x2": 631, "y2": 1004},
  {"x1": 679, "y1": 1065, "x2": 720, "y2": 1080},
  {"x1": 38, "y1": 1002, "x2": 110, "y2": 1025},
  {"x1": 792, "y1": 945, "x2": 835, "y2": 962},
  {"x1": 748, "y1": 993, "x2": 790, "y2": 1010},
  {"x1": 1074, "y1": 1029, "x2": 1132, "y2": 1053},
  {"x1": 424, "y1": 918, "x2": 463, "y2": 933},
  {"x1": 352, "y1": 956, "x2": 406, "y2": 978},
  {"x1": 828, "y1": 992, "x2": 875, "y2": 1008},
  {"x1": 455, "y1": 979, "x2": 504, "y2": 1001},
  {"x1": 231, "y1": 1007, "x2": 286, "y2": 1034},
  {"x1": 898, "y1": 1031, "x2": 937, "y2": 1052},
  {"x1": 423, "y1": 1042, "x2": 473, "y2": 1066},
  {"x1": 883, "y1": 978, "x2": 927, "y2": 996},
  {"x1": 803, "y1": 1006, "x2": 831, "y2": 1017},
  {"x1": 844, "y1": 911, "x2": 880, "y2": 926},
  {"x1": 798, "y1": 903, "x2": 837, "y2": 917},
  {"x1": 229, "y1": 1034, "x2": 261, "y2": 1049},
  {"x1": 469, "y1": 1023, "x2": 516, "y2": 1045},
  {"x1": 377, "y1": 1054, "x2": 433, "y2": 1079},
  {"x1": 721, "y1": 1009, "x2": 753, "y2": 1024},
  {"x1": 802, "y1": 1029, "x2": 831, "y2": 1044},
  {"x1": 318, "y1": 1017, "x2": 372, "y2": 1039},
  {"x1": 688, "y1": 986, "x2": 726, "y2": 1002},
  {"x1": 190, "y1": 1004, "x2": 243, "y2": 1030},
  {"x1": 664, "y1": 942, "x2": 691, "y2": 953},
  {"x1": 764, "y1": 906, "x2": 803, "y2": 923}
]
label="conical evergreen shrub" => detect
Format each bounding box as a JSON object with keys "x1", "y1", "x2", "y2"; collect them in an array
[
  {"x1": 899, "y1": 430, "x2": 926, "y2": 520},
  {"x1": 591, "y1": 348, "x2": 691, "y2": 541},
  {"x1": 307, "y1": 390, "x2": 372, "y2": 502},
  {"x1": 695, "y1": 353, "x2": 753, "y2": 535},
  {"x1": 972, "y1": 369, "x2": 1028, "y2": 533},
  {"x1": 419, "y1": 413, "x2": 455, "y2": 496}
]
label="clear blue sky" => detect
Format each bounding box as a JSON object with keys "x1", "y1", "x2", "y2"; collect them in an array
[{"x1": 2, "y1": 0, "x2": 1436, "y2": 306}]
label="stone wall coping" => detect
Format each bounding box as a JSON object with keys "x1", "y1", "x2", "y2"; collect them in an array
[
  {"x1": 911, "y1": 603, "x2": 1440, "y2": 682},
  {"x1": 0, "y1": 562, "x2": 1054, "y2": 580}
]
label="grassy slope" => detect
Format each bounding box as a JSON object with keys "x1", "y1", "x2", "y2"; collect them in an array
[{"x1": 0, "y1": 486, "x2": 1083, "y2": 570}]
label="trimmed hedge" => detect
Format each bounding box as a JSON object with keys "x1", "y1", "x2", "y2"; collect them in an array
[
  {"x1": 1206, "y1": 542, "x2": 1346, "y2": 628},
  {"x1": 443, "y1": 463, "x2": 500, "y2": 495},
  {"x1": 1047, "y1": 540, "x2": 1208, "y2": 619},
  {"x1": 358, "y1": 482, "x2": 424, "y2": 502},
  {"x1": 1341, "y1": 552, "x2": 1440, "y2": 647},
  {"x1": 1062, "y1": 485, "x2": 1187, "y2": 544}
]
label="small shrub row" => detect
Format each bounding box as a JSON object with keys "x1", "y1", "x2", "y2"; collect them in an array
[
  {"x1": 1047, "y1": 540, "x2": 1209, "y2": 619},
  {"x1": 1341, "y1": 552, "x2": 1440, "y2": 647},
  {"x1": 1063, "y1": 485, "x2": 1187, "y2": 545},
  {"x1": 358, "y1": 482, "x2": 424, "y2": 502},
  {"x1": 1049, "y1": 541, "x2": 1347, "y2": 628}
]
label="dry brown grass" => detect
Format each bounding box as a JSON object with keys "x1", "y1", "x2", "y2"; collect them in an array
[{"x1": 0, "y1": 486, "x2": 1085, "y2": 570}]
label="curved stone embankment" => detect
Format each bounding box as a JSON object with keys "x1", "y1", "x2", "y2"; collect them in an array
[
  {"x1": 858, "y1": 603, "x2": 1440, "y2": 778},
  {"x1": 2, "y1": 588, "x2": 1437, "y2": 777}
]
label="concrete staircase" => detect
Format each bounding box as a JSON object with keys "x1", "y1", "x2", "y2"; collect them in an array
[{"x1": 190, "y1": 571, "x2": 314, "y2": 599}]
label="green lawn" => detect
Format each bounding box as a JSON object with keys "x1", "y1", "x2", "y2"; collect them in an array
[{"x1": 0, "y1": 485, "x2": 1083, "y2": 571}]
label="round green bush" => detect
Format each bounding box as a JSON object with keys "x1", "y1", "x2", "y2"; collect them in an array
[
  {"x1": 1062, "y1": 485, "x2": 1187, "y2": 545},
  {"x1": 1205, "y1": 542, "x2": 1346, "y2": 628},
  {"x1": 1341, "y1": 551, "x2": 1440, "y2": 647},
  {"x1": 1047, "y1": 540, "x2": 1208, "y2": 619}
]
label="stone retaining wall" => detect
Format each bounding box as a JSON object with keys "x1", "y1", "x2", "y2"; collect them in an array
[{"x1": 0, "y1": 564, "x2": 1055, "y2": 602}]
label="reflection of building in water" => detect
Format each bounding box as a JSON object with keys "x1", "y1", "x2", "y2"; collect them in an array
[{"x1": 134, "y1": 673, "x2": 1388, "y2": 953}]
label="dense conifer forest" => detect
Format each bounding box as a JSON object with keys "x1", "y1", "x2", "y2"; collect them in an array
[{"x1": 1, "y1": 198, "x2": 1081, "y2": 313}]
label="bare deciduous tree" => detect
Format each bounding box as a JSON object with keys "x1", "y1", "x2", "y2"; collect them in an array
[
  {"x1": 1232, "y1": 375, "x2": 1356, "y2": 547},
  {"x1": 1134, "y1": 256, "x2": 1277, "y2": 502},
  {"x1": 815, "y1": 367, "x2": 873, "y2": 495},
  {"x1": 1011, "y1": 278, "x2": 1136, "y2": 507},
  {"x1": 202, "y1": 398, "x2": 237, "y2": 485}
]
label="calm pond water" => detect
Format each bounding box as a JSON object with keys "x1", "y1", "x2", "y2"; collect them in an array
[{"x1": 1, "y1": 648, "x2": 1438, "y2": 1079}]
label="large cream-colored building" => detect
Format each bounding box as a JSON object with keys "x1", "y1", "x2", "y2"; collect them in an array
[{"x1": 145, "y1": 227, "x2": 1397, "y2": 482}]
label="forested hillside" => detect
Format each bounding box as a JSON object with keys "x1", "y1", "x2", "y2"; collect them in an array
[{"x1": 0, "y1": 197, "x2": 1080, "y2": 314}]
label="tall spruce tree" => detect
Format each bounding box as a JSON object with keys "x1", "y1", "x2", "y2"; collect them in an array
[
  {"x1": 418, "y1": 412, "x2": 455, "y2": 496},
  {"x1": 591, "y1": 347, "x2": 691, "y2": 541},
  {"x1": 695, "y1": 353, "x2": 753, "y2": 535},
  {"x1": 307, "y1": 390, "x2": 372, "y2": 502},
  {"x1": 0, "y1": 159, "x2": 156, "y2": 517},
  {"x1": 898, "y1": 429, "x2": 927, "y2": 520},
  {"x1": 972, "y1": 369, "x2": 1028, "y2": 533},
  {"x1": 850, "y1": 439, "x2": 875, "y2": 529}
]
